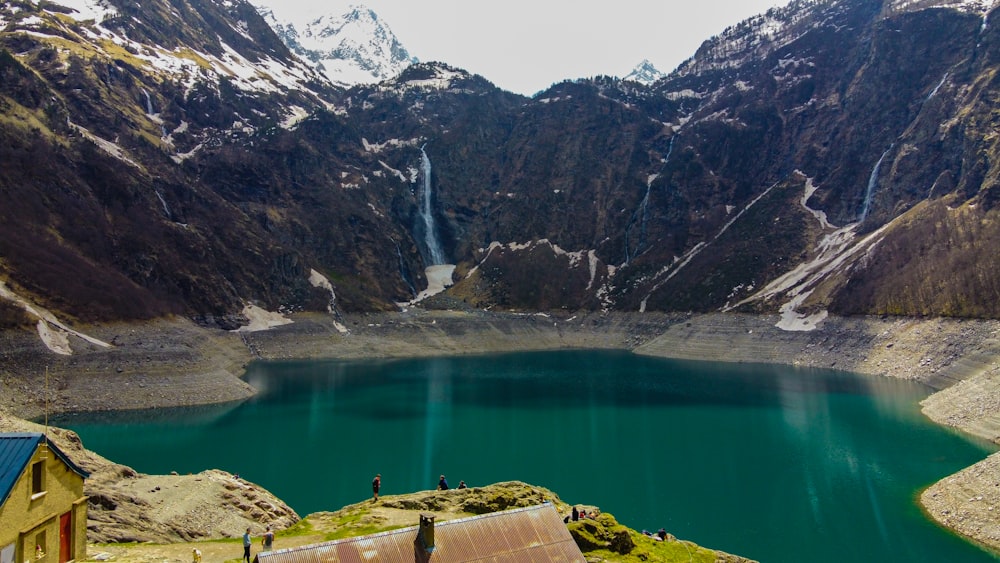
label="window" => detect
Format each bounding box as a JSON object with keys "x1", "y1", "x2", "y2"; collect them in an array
[
  {"x1": 33, "y1": 531, "x2": 45, "y2": 560},
  {"x1": 31, "y1": 461, "x2": 44, "y2": 495}
]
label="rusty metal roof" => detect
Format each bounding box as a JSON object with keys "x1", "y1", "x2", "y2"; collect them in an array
[{"x1": 255, "y1": 503, "x2": 585, "y2": 563}]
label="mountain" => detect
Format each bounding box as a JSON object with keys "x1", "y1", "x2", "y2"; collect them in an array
[
  {"x1": 2, "y1": 0, "x2": 1000, "y2": 332},
  {"x1": 623, "y1": 59, "x2": 665, "y2": 85},
  {"x1": 253, "y1": 3, "x2": 417, "y2": 87}
]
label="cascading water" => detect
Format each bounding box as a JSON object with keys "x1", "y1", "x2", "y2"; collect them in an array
[
  {"x1": 141, "y1": 89, "x2": 154, "y2": 114},
  {"x1": 404, "y1": 146, "x2": 455, "y2": 306},
  {"x1": 624, "y1": 136, "x2": 675, "y2": 263},
  {"x1": 141, "y1": 88, "x2": 168, "y2": 137},
  {"x1": 859, "y1": 146, "x2": 891, "y2": 222},
  {"x1": 926, "y1": 73, "x2": 948, "y2": 102},
  {"x1": 154, "y1": 190, "x2": 172, "y2": 219},
  {"x1": 419, "y1": 145, "x2": 446, "y2": 265}
]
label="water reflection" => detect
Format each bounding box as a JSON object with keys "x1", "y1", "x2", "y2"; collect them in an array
[{"x1": 422, "y1": 358, "x2": 452, "y2": 487}]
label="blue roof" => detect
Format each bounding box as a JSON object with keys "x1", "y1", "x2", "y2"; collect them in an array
[{"x1": 0, "y1": 432, "x2": 90, "y2": 507}]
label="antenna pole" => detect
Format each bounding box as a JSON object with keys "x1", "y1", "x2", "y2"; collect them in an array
[{"x1": 45, "y1": 367, "x2": 50, "y2": 439}]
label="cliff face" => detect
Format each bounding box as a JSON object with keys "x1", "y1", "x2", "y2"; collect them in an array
[{"x1": 2, "y1": 0, "x2": 1000, "y2": 327}]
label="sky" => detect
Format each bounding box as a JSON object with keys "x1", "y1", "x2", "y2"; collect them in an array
[{"x1": 257, "y1": 0, "x2": 794, "y2": 95}]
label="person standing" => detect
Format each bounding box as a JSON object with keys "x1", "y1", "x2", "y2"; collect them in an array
[
  {"x1": 438, "y1": 475, "x2": 449, "y2": 490},
  {"x1": 242, "y1": 527, "x2": 252, "y2": 563},
  {"x1": 372, "y1": 473, "x2": 381, "y2": 501},
  {"x1": 262, "y1": 525, "x2": 274, "y2": 551}
]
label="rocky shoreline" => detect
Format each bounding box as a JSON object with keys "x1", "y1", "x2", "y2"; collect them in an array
[{"x1": 1, "y1": 309, "x2": 998, "y2": 553}]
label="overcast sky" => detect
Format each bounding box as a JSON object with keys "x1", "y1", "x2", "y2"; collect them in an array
[{"x1": 259, "y1": 1, "x2": 794, "y2": 95}]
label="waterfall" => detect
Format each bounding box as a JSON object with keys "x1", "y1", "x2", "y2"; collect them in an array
[
  {"x1": 860, "y1": 146, "x2": 891, "y2": 222},
  {"x1": 926, "y1": 73, "x2": 948, "y2": 102},
  {"x1": 625, "y1": 136, "x2": 675, "y2": 264},
  {"x1": 141, "y1": 89, "x2": 154, "y2": 114},
  {"x1": 419, "y1": 145, "x2": 446, "y2": 265},
  {"x1": 153, "y1": 189, "x2": 171, "y2": 219}
]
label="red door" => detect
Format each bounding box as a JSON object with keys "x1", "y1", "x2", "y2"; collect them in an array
[{"x1": 59, "y1": 512, "x2": 71, "y2": 563}]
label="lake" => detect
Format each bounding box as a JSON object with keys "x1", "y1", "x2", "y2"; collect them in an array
[{"x1": 55, "y1": 350, "x2": 999, "y2": 562}]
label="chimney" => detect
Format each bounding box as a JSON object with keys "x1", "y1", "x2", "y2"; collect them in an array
[{"x1": 419, "y1": 513, "x2": 436, "y2": 553}]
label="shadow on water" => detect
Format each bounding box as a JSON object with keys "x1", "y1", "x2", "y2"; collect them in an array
[{"x1": 51, "y1": 398, "x2": 247, "y2": 426}]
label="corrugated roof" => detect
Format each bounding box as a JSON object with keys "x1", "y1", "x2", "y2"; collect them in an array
[
  {"x1": 0, "y1": 432, "x2": 90, "y2": 507},
  {"x1": 255, "y1": 503, "x2": 585, "y2": 563}
]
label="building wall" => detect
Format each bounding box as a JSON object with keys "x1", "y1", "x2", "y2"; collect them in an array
[{"x1": 0, "y1": 443, "x2": 87, "y2": 563}]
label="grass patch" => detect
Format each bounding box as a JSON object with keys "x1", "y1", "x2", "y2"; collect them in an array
[
  {"x1": 568, "y1": 513, "x2": 723, "y2": 563},
  {"x1": 276, "y1": 519, "x2": 314, "y2": 538},
  {"x1": 0, "y1": 100, "x2": 57, "y2": 140},
  {"x1": 173, "y1": 47, "x2": 215, "y2": 71}
]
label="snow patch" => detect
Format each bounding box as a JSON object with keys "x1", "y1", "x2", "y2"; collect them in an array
[
  {"x1": 235, "y1": 304, "x2": 293, "y2": 332},
  {"x1": 68, "y1": 121, "x2": 140, "y2": 168},
  {"x1": 0, "y1": 280, "x2": 112, "y2": 355},
  {"x1": 800, "y1": 176, "x2": 833, "y2": 229},
  {"x1": 309, "y1": 269, "x2": 348, "y2": 333},
  {"x1": 43, "y1": 0, "x2": 118, "y2": 23},
  {"x1": 363, "y1": 137, "x2": 418, "y2": 153},
  {"x1": 403, "y1": 264, "x2": 456, "y2": 305},
  {"x1": 281, "y1": 106, "x2": 310, "y2": 129}
]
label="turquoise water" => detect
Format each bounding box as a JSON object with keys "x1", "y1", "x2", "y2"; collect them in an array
[{"x1": 56, "y1": 351, "x2": 998, "y2": 562}]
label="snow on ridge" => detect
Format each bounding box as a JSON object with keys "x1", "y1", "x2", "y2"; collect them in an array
[
  {"x1": 254, "y1": 2, "x2": 414, "y2": 88},
  {"x1": 24, "y1": 0, "x2": 325, "y2": 99},
  {"x1": 40, "y1": 0, "x2": 118, "y2": 23},
  {"x1": 402, "y1": 67, "x2": 465, "y2": 91},
  {"x1": 887, "y1": 0, "x2": 996, "y2": 15},
  {"x1": 362, "y1": 137, "x2": 419, "y2": 153}
]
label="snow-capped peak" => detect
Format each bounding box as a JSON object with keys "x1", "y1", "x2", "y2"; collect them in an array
[
  {"x1": 253, "y1": 2, "x2": 417, "y2": 87},
  {"x1": 624, "y1": 59, "x2": 666, "y2": 85}
]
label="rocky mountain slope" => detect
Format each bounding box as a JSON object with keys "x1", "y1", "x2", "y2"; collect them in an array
[{"x1": 2, "y1": 0, "x2": 1000, "y2": 337}]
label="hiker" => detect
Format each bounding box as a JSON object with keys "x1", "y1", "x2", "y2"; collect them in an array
[
  {"x1": 372, "y1": 473, "x2": 381, "y2": 500},
  {"x1": 457, "y1": 480, "x2": 467, "y2": 489},
  {"x1": 192, "y1": 548, "x2": 202, "y2": 562},
  {"x1": 262, "y1": 525, "x2": 274, "y2": 551},
  {"x1": 656, "y1": 528, "x2": 667, "y2": 541},
  {"x1": 438, "y1": 475, "x2": 449, "y2": 490},
  {"x1": 242, "y1": 527, "x2": 252, "y2": 563},
  {"x1": 571, "y1": 506, "x2": 579, "y2": 521}
]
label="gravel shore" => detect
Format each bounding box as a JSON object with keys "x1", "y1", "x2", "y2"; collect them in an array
[{"x1": 1, "y1": 309, "x2": 998, "y2": 552}]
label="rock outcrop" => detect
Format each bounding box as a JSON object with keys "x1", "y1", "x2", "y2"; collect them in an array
[{"x1": 0, "y1": 411, "x2": 298, "y2": 544}]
